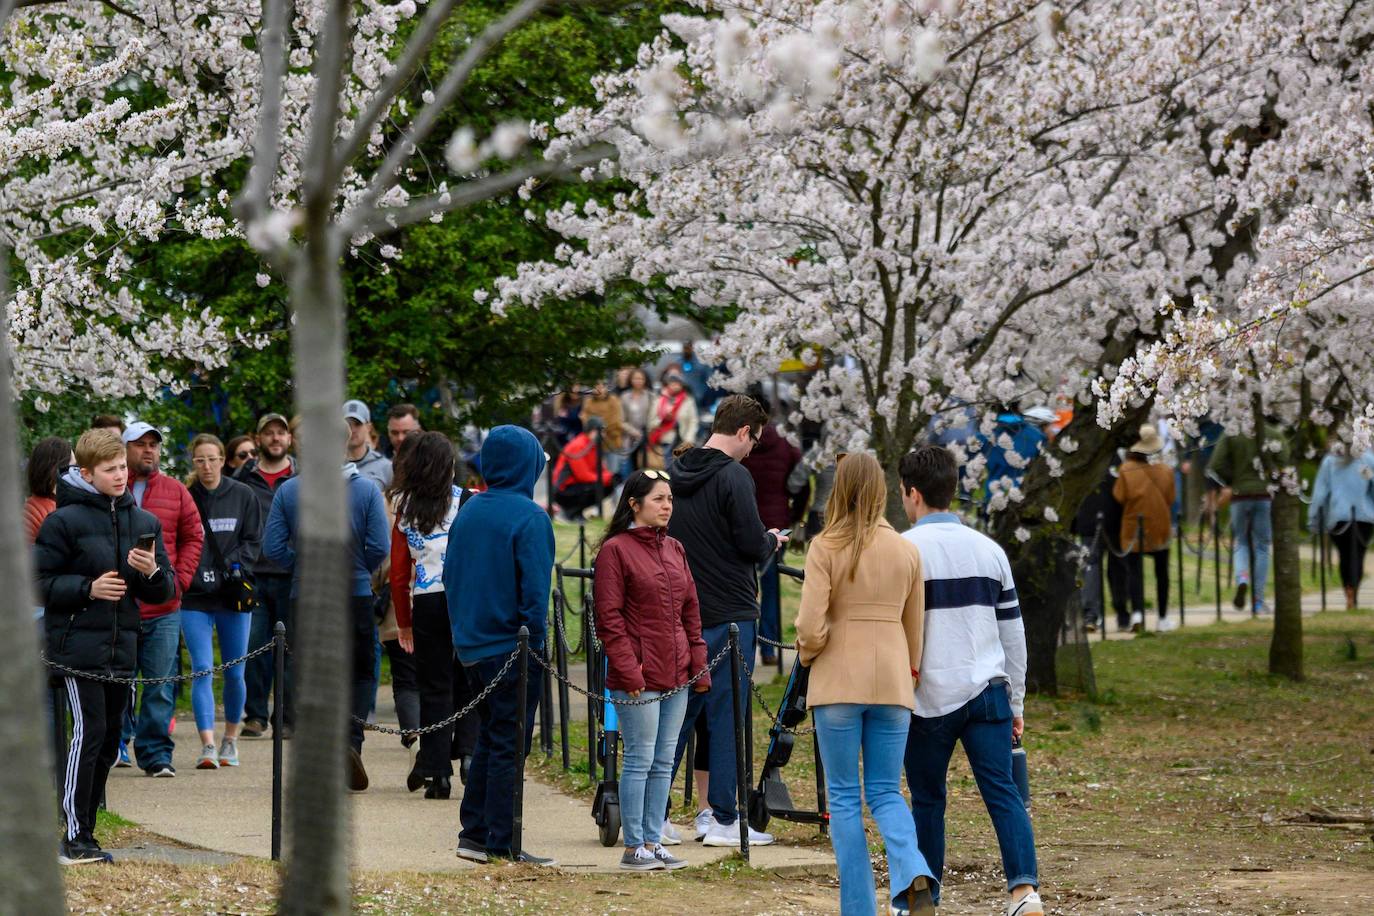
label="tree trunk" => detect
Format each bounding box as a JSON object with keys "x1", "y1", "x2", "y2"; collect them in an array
[
  {"x1": 1268, "y1": 486, "x2": 1304, "y2": 679},
  {"x1": 279, "y1": 239, "x2": 354, "y2": 914},
  {"x1": 0, "y1": 254, "x2": 64, "y2": 912},
  {"x1": 1012, "y1": 531, "x2": 1080, "y2": 694}
]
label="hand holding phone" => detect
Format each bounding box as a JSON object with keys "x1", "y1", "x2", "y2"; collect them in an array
[
  {"x1": 137, "y1": 532, "x2": 157, "y2": 553},
  {"x1": 128, "y1": 532, "x2": 159, "y2": 577}
]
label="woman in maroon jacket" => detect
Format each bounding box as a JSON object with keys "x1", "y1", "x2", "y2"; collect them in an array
[{"x1": 594, "y1": 469, "x2": 711, "y2": 871}]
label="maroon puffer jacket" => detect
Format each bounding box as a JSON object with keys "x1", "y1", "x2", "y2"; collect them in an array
[
  {"x1": 593, "y1": 527, "x2": 710, "y2": 694},
  {"x1": 136, "y1": 469, "x2": 204, "y2": 619},
  {"x1": 742, "y1": 425, "x2": 802, "y2": 530}
]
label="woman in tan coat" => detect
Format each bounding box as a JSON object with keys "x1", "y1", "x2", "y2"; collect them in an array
[
  {"x1": 1112, "y1": 424, "x2": 1177, "y2": 633},
  {"x1": 796, "y1": 453, "x2": 936, "y2": 915}
]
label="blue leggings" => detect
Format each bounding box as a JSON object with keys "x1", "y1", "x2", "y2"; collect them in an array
[{"x1": 181, "y1": 609, "x2": 251, "y2": 733}]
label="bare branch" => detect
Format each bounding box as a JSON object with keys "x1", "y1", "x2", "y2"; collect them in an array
[
  {"x1": 233, "y1": 0, "x2": 289, "y2": 237},
  {"x1": 343, "y1": 0, "x2": 553, "y2": 237}
]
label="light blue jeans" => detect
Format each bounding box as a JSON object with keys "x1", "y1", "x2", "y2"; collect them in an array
[
  {"x1": 1231, "y1": 499, "x2": 1273, "y2": 608},
  {"x1": 612, "y1": 687, "x2": 689, "y2": 849},
  {"x1": 181, "y1": 609, "x2": 250, "y2": 733},
  {"x1": 814, "y1": 703, "x2": 933, "y2": 915}
]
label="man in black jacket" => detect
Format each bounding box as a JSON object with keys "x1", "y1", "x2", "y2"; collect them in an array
[
  {"x1": 668, "y1": 394, "x2": 787, "y2": 847},
  {"x1": 35, "y1": 428, "x2": 172, "y2": 866},
  {"x1": 234, "y1": 412, "x2": 296, "y2": 738}
]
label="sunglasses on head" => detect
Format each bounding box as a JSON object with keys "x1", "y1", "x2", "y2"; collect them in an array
[{"x1": 642, "y1": 469, "x2": 671, "y2": 481}]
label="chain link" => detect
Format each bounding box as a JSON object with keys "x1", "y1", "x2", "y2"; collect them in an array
[
  {"x1": 41, "y1": 640, "x2": 280, "y2": 687},
  {"x1": 755, "y1": 634, "x2": 791, "y2": 651},
  {"x1": 353, "y1": 645, "x2": 521, "y2": 737},
  {"x1": 531, "y1": 639, "x2": 729, "y2": 709},
  {"x1": 734, "y1": 642, "x2": 815, "y2": 736}
]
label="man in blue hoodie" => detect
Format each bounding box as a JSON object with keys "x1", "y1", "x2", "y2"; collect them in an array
[
  {"x1": 444, "y1": 425, "x2": 555, "y2": 866},
  {"x1": 263, "y1": 426, "x2": 389, "y2": 791}
]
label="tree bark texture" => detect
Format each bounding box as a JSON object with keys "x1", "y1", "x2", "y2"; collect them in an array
[
  {"x1": 0, "y1": 254, "x2": 64, "y2": 912},
  {"x1": 1268, "y1": 484, "x2": 1304, "y2": 679}
]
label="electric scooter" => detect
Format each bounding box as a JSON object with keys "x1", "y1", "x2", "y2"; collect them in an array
[{"x1": 747, "y1": 654, "x2": 828, "y2": 833}]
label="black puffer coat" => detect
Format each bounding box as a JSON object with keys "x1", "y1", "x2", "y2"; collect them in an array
[{"x1": 36, "y1": 473, "x2": 173, "y2": 677}]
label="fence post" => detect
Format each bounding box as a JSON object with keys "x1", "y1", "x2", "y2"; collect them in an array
[
  {"x1": 584, "y1": 603, "x2": 598, "y2": 784},
  {"x1": 1135, "y1": 514, "x2": 1145, "y2": 635},
  {"x1": 1212, "y1": 503, "x2": 1222, "y2": 622},
  {"x1": 727, "y1": 623, "x2": 749, "y2": 862},
  {"x1": 1247, "y1": 521, "x2": 1257, "y2": 618},
  {"x1": 271, "y1": 620, "x2": 286, "y2": 862},
  {"x1": 594, "y1": 428, "x2": 605, "y2": 519},
  {"x1": 1318, "y1": 506, "x2": 1327, "y2": 612},
  {"x1": 1096, "y1": 511, "x2": 1107, "y2": 641},
  {"x1": 514, "y1": 627, "x2": 530, "y2": 857},
  {"x1": 540, "y1": 642, "x2": 554, "y2": 759},
  {"x1": 1176, "y1": 518, "x2": 1185, "y2": 627},
  {"x1": 552, "y1": 586, "x2": 571, "y2": 771}
]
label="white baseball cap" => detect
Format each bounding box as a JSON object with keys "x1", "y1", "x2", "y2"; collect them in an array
[
  {"x1": 121, "y1": 421, "x2": 163, "y2": 444},
  {"x1": 343, "y1": 400, "x2": 371, "y2": 425}
]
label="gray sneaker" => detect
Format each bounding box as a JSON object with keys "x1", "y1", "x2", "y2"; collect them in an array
[
  {"x1": 196, "y1": 745, "x2": 219, "y2": 770},
  {"x1": 652, "y1": 845, "x2": 688, "y2": 870},
  {"x1": 619, "y1": 846, "x2": 664, "y2": 871},
  {"x1": 218, "y1": 737, "x2": 239, "y2": 767}
]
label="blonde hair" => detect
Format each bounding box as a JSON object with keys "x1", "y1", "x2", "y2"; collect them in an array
[
  {"x1": 75, "y1": 428, "x2": 124, "y2": 470},
  {"x1": 818, "y1": 452, "x2": 887, "y2": 581}
]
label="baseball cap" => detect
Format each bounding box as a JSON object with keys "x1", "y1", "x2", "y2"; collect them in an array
[
  {"x1": 121, "y1": 421, "x2": 163, "y2": 444},
  {"x1": 343, "y1": 400, "x2": 371, "y2": 425},
  {"x1": 256, "y1": 412, "x2": 289, "y2": 434}
]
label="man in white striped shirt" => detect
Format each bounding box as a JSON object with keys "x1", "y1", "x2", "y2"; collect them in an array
[{"x1": 899, "y1": 446, "x2": 1043, "y2": 916}]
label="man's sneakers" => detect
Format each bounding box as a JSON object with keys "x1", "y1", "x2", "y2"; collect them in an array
[
  {"x1": 1233, "y1": 580, "x2": 1249, "y2": 610},
  {"x1": 890, "y1": 876, "x2": 937, "y2": 915},
  {"x1": 1007, "y1": 890, "x2": 1045, "y2": 916},
  {"x1": 196, "y1": 744, "x2": 220, "y2": 770},
  {"x1": 692, "y1": 809, "x2": 714, "y2": 841},
  {"x1": 348, "y1": 748, "x2": 369, "y2": 792},
  {"x1": 659, "y1": 819, "x2": 682, "y2": 845},
  {"x1": 240, "y1": 718, "x2": 268, "y2": 739},
  {"x1": 147, "y1": 763, "x2": 176, "y2": 778},
  {"x1": 1129, "y1": 610, "x2": 1144, "y2": 633},
  {"x1": 619, "y1": 845, "x2": 664, "y2": 871},
  {"x1": 1156, "y1": 616, "x2": 1178, "y2": 633},
  {"x1": 218, "y1": 737, "x2": 239, "y2": 767},
  {"x1": 699, "y1": 814, "x2": 774, "y2": 847},
  {"x1": 491, "y1": 850, "x2": 558, "y2": 867},
  {"x1": 59, "y1": 836, "x2": 112, "y2": 866},
  {"x1": 456, "y1": 839, "x2": 488, "y2": 863},
  {"x1": 651, "y1": 845, "x2": 688, "y2": 870},
  {"x1": 115, "y1": 743, "x2": 132, "y2": 768}
]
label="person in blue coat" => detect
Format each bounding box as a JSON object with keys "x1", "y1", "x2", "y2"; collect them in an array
[
  {"x1": 444, "y1": 425, "x2": 556, "y2": 866},
  {"x1": 1308, "y1": 447, "x2": 1374, "y2": 610},
  {"x1": 978, "y1": 412, "x2": 1048, "y2": 506},
  {"x1": 263, "y1": 432, "x2": 389, "y2": 791}
]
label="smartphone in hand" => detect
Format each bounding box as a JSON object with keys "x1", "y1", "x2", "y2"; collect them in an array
[{"x1": 137, "y1": 532, "x2": 158, "y2": 553}]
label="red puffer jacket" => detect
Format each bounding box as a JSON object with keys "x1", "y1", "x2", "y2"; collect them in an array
[
  {"x1": 136, "y1": 469, "x2": 205, "y2": 619},
  {"x1": 593, "y1": 527, "x2": 710, "y2": 694}
]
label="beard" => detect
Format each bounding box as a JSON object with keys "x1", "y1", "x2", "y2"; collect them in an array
[{"x1": 262, "y1": 441, "x2": 288, "y2": 461}]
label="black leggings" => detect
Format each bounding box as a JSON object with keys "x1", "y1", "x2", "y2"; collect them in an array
[
  {"x1": 413, "y1": 592, "x2": 478, "y2": 776},
  {"x1": 1125, "y1": 549, "x2": 1170, "y2": 618},
  {"x1": 1330, "y1": 522, "x2": 1373, "y2": 591}
]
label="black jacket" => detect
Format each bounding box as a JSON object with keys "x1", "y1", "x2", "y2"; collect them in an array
[
  {"x1": 185, "y1": 476, "x2": 263, "y2": 611},
  {"x1": 233, "y1": 458, "x2": 294, "y2": 577},
  {"x1": 667, "y1": 447, "x2": 777, "y2": 628},
  {"x1": 36, "y1": 472, "x2": 174, "y2": 677}
]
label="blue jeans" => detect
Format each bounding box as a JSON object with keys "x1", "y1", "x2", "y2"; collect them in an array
[
  {"x1": 815, "y1": 704, "x2": 933, "y2": 915},
  {"x1": 759, "y1": 559, "x2": 782, "y2": 655},
  {"x1": 243, "y1": 574, "x2": 294, "y2": 727},
  {"x1": 672, "y1": 620, "x2": 756, "y2": 825},
  {"x1": 181, "y1": 609, "x2": 251, "y2": 733},
  {"x1": 905, "y1": 682, "x2": 1038, "y2": 902},
  {"x1": 459, "y1": 651, "x2": 543, "y2": 856},
  {"x1": 122, "y1": 611, "x2": 181, "y2": 770},
  {"x1": 613, "y1": 687, "x2": 689, "y2": 848},
  {"x1": 1231, "y1": 499, "x2": 1272, "y2": 608}
]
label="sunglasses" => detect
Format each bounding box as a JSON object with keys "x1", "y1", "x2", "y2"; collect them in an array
[
  {"x1": 642, "y1": 469, "x2": 671, "y2": 481},
  {"x1": 235, "y1": 449, "x2": 257, "y2": 460}
]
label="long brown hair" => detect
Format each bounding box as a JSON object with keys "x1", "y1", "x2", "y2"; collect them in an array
[{"x1": 818, "y1": 452, "x2": 887, "y2": 581}]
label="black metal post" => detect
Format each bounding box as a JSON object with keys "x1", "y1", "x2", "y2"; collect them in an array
[
  {"x1": 1319, "y1": 506, "x2": 1327, "y2": 612},
  {"x1": 545, "y1": 437, "x2": 555, "y2": 516},
  {"x1": 552, "y1": 584, "x2": 571, "y2": 771},
  {"x1": 578, "y1": 526, "x2": 587, "y2": 608},
  {"x1": 271, "y1": 620, "x2": 286, "y2": 862},
  {"x1": 727, "y1": 624, "x2": 749, "y2": 862},
  {"x1": 584, "y1": 604, "x2": 598, "y2": 784},
  {"x1": 1176, "y1": 519, "x2": 1185, "y2": 627},
  {"x1": 514, "y1": 626, "x2": 529, "y2": 856},
  {"x1": 683, "y1": 732, "x2": 695, "y2": 809},
  {"x1": 1247, "y1": 521, "x2": 1257, "y2": 618},
  {"x1": 1213, "y1": 504, "x2": 1222, "y2": 622},
  {"x1": 594, "y1": 428, "x2": 605, "y2": 519},
  {"x1": 1135, "y1": 514, "x2": 1145, "y2": 635},
  {"x1": 1096, "y1": 511, "x2": 1107, "y2": 642},
  {"x1": 540, "y1": 642, "x2": 554, "y2": 759}
]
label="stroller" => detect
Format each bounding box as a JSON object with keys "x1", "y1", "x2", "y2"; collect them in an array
[{"x1": 747, "y1": 656, "x2": 829, "y2": 834}]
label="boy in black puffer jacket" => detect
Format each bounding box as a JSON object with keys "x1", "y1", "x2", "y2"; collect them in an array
[{"x1": 35, "y1": 428, "x2": 172, "y2": 865}]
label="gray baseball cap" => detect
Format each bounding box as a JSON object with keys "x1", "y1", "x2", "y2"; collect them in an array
[{"x1": 343, "y1": 400, "x2": 371, "y2": 425}]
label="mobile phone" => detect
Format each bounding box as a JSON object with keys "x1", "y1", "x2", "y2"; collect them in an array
[
  {"x1": 137, "y1": 532, "x2": 157, "y2": 553},
  {"x1": 776, "y1": 528, "x2": 792, "y2": 539}
]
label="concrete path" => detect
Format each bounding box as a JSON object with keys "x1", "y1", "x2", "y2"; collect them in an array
[
  {"x1": 1091, "y1": 589, "x2": 1340, "y2": 642},
  {"x1": 105, "y1": 688, "x2": 835, "y2": 875}
]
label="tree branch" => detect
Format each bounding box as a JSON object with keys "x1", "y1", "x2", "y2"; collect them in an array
[{"x1": 233, "y1": 0, "x2": 289, "y2": 256}]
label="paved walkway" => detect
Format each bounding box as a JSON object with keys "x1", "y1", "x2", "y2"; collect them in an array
[{"x1": 105, "y1": 687, "x2": 836, "y2": 875}]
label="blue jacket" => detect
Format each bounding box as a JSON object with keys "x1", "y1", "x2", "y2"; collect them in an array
[
  {"x1": 444, "y1": 425, "x2": 554, "y2": 663},
  {"x1": 1309, "y1": 451, "x2": 1374, "y2": 531},
  {"x1": 979, "y1": 413, "x2": 1047, "y2": 500},
  {"x1": 263, "y1": 464, "x2": 389, "y2": 597}
]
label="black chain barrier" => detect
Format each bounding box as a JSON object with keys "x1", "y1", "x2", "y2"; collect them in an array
[
  {"x1": 532, "y1": 640, "x2": 730, "y2": 719},
  {"x1": 41, "y1": 640, "x2": 279, "y2": 686},
  {"x1": 351, "y1": 645, "x2": 521, "y2": 737}
]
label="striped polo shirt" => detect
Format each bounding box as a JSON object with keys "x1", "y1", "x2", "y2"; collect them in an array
[{"x1": 901, "y1": 512, "x2": 1028, "y2": 718}]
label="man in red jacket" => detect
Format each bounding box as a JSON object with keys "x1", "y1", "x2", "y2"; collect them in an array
[{"x1": 118, "y1": 421, "x2": 204, "y2": 776}]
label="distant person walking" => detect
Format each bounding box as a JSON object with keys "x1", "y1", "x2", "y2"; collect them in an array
[
  {"x1": 345, "y1": 400, "x2": 393, "y2": 489},
  {"x1": 1206, "y1": 418, "x2": 1288, "y2": 614},
  {"x1": 796, "y1": 452, "x2": 936, "y2": 915},
  {"x1": 594, "y1": 470, "x2": 710, "y2": 871},
  {"x1": 647, "y1": 373, "x2": 698, "y2": 469},
  {"x1": 1309, "y1": 446, "x2": 1374, "y2": 610},
  {"x1": 1112, "y1": 425, "x2": 1177, "y2": 633}
]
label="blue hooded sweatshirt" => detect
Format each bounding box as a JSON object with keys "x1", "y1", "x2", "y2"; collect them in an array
[
  {"x1": 263, "y1": 464, "x2": 389, "y2": 598},
  {"x1": 445, "y1": 425, "x2": 554, "y2": 663}
]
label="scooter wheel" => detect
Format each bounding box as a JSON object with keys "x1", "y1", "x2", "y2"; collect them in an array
[
  {"x1": 748, "y1": 788, "x2": 770, "y2": 833},
  {"x1": 598, "y1": 802, "x2": 621, "y2": 847}
]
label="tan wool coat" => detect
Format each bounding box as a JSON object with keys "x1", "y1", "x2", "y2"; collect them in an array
[
  {"x1": 1113, "y1": 458, "x2": 1175, "y2": 553},
  {"x1": 795, "y1": 519, "x2": 925, "y2": 709}
]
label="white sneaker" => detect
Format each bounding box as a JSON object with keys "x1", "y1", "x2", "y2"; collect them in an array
[
  {"x1": 660, "y1": 819, "x2": 682, "y2": 845},
  {"x1": 693, "y1": 809, "x2": 714, "y2": 841},
  {"x1": 1007, "y1": 890, "x2": 1044, "y2": 916},
  {"x1": 1156, "y1": 616, "x2": 1178, "y2": 633},
  {"x1": 1129, "y1": 610, "x2": 1144, "y2": 632},
  {"x1": 195, "y1": 746, "x2": 219, "y2": 770},
  {"x1": 700, "y1": 815, "x2": 774, "y2": 847}
]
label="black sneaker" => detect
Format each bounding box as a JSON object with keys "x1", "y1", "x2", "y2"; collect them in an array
[
  {"x1": 490, "y1": 850, "x2": 558, "y2": 867},
  {"x1": 456, "y1": 839, "x2": 488, "y2": 863},
  {"x1": 348, "y1": 748, "x2": 369, "y2": 792},
  {"x1": 147, "y1": 763, "x2": 176, "y2": 778},
  {"x1": 240, "y1": 719, "x2": 269, "y2": 739},
  {"x1": 424, "y1": 776, "x2": 451, "y2": 800},
  {"x1": 59, "y1": 838, "x2": 111, "y2": 866},
  {"x1": 1233, "y1": 581, "x2": 1249, "y2": 610}
]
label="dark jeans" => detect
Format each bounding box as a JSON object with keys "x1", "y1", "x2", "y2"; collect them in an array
[
  {"x1": 244, "y1": 574, "x2": 294, "y2": 727},
  {"x1": 672, "y1": 619, "x2": 756, "y2": 826},
  {"x1": 459, "y1": 651, "x2": 542, "y2": 856},
  {"x1": 1105, "y1": 543, "x2": 1130, "y2": 628},
  {"x1": 60, "y1": 677, "x2": 128, "y2": 841},
  {"x1": 1331, "y1": 522, "x2": 1373, "y2": 591},
  {"x1": 350, "y1": 595, "x2": 378, "y2": 753},
  {"x1": 905, "y1": 682, "x2": 1038, "y2": 902},
  {"x1": 1125, "y1": 549, "x2": 1170, "y2": 618},
  {"x1": 758, "y1": 559, "x2": 782, "y2": 655},
  {"x1": 413, "y1": 593, "x2": 477, "y2": 776},
  {"x1": 122, "y1": 611, "x2": 180, "y2": 770}
]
